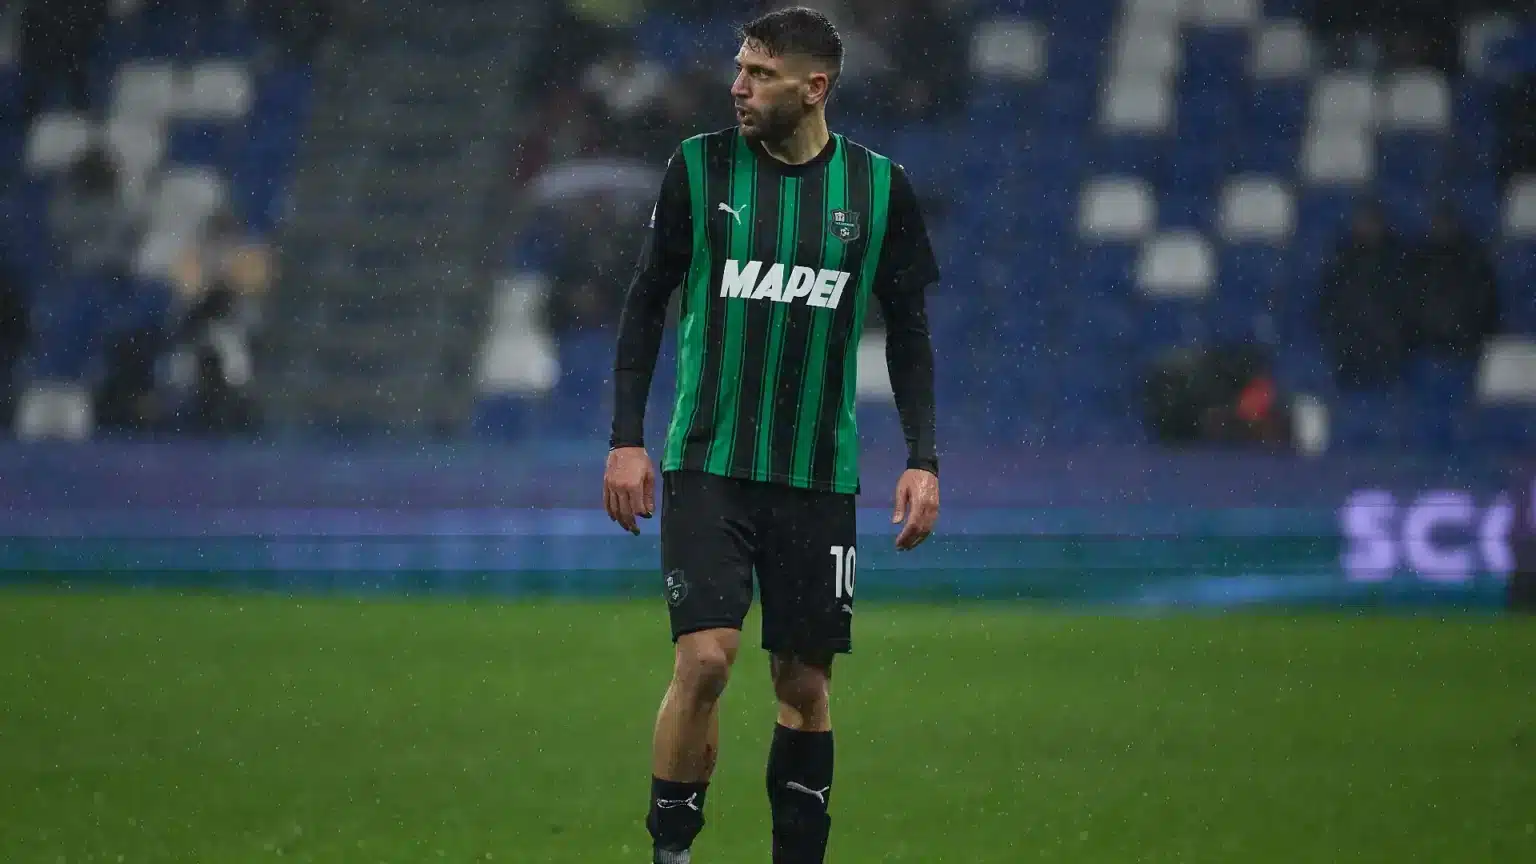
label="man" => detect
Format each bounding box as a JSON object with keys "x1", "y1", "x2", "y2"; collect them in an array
[{"x1": 602, "y1": 8, "x2": 941, "y2": 863}]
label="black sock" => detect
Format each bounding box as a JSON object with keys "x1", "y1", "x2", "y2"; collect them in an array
[
  {"x1": 766, "y1": 724, "x2": 834, "y2": 864},
  {"x1": 648, "y1": 776, "x2": 708, "y2": 854}
]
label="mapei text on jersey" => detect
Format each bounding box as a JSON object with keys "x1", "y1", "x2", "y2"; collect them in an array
[{"x1": 719, "y1": 258, "x2": 853, "y2": 309}]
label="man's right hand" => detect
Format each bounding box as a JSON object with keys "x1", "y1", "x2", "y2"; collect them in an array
[{"x1": 603, "y1": 446, "x2": 656, "y2": 535}]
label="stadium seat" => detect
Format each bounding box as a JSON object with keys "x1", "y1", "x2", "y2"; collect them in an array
[
  {"x1": 1136, "y1": 231, "x2": 1216, "y2": 299},
  {"x1": 149, "y1": 165, "x2": 224, "y2": 235},
  {"x1": 1218, "y1": 177, "x2": 1295, "y2": 244},
  {"x1": 1250, "y1": 19, "x2": 1313, "y2": 80},
  {"x1": 1189, "y1": 0, "x2": 1260, "y2": 29},
  {"x1": 1159, "y1": 189, "x2": 1216, "y2": 231},
  {"x1": 14, "y1": 384, "x2": 93, "y2": 441},
  {"x1": 103, "y1": 116, "x2": 166, "y2": 192},
  {"x1": 1309, "y1": 73, "x2": 1376, "y2": 131},
  {"x1": 167, "y1": 120, "x2": 234, "y2": 169},
  {"x1": 175, "y1": 61, "x2": 252, "y2": 120},
  {"x1": 970, "y1": 18, "x2": 1046, "y2": 82},
  {"x1": 1478, "y1": 337, "x2": 1536, "y2": 402},
  {"x1": 1079, "y1": 177, "x2": 1156, "y2": 242},
  {"x1": 1501, "y1": 176, "x2": 1536, "y2": 237},
  {"x1": 1102, "y1": 77, "x2": 1173, "y2": 135},
  {"x1": 1378, "y1": 69, "x2": 1451, "y2": 133},
  {"x1": 24, "y1": 113, "x2": 93, "y2": 173},
  {"x1": 1301, "y1": 129, "x2": 1373, "y2": 186},
  {"x1": 110, "y1": 60, "x2": 177, "y2": 122},
  {"x1": 1111, "y1": 25, "x2": 1179, "y2": 79},
  {"x1": 1403, "y1": 355, "x2": 1478, "y2": 450}
]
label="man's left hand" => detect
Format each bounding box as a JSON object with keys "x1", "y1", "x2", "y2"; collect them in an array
[{"x1": 892, "y1": 468, "x2": 939, "y2": 551}]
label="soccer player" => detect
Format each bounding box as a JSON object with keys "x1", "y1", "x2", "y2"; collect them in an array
[{"x1": 602, "y1": 7, "x2": 941, "y2": 862}]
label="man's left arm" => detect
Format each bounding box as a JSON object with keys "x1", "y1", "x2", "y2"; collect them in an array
[
  {"x1": 873, "y1": 164, "x2": 941, "y2": 550},
  {"x1": 874, "y1": 164, "x2": 940, "y2": 477}
]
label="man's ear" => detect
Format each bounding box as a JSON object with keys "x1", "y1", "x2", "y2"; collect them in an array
[{"x1": 805, "y1": 71, "x2": 831, "y2": 107}]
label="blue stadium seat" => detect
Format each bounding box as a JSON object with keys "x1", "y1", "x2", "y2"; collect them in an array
[
  {"x1": 1330, "y1": 389, "x2": 1408, "y2": 452},
  {"x1": 1378, "y1": 184, "x2": 1434, "y2": 238},
  {"x1": 168, "y1": 121, "x2": 238, "y2": 170},
  {"x1": 1462, "y1": 405, "x2": 1536, "y2": 452},
  {"x1": 1182, "y1": 31, "x2": 1249, "y2": 89},
  {"x1": 1138, "y1": 298, "x2": 1210, "y2": 356},
  {"x1": 1401, "y1": 355, "x2": 1479, "y2": 451},
  {"x1": 1157, "y1": 190, "x2": 1211, "y2": 233},
  {"x1": 1496, "y1": 243, "x2": 1536, "y2": 334},
  {"x1": 1377, "y1": 134, "x2": 1444, "y2": 191},
  {"x1": 1212, "y1": 245, "x2": 1284, "y2": 342},
  {"x1": 1090, "y1": 135, "x2": 1166, "y2": 176},
  {"x1": 1453, "y1": 176, "x2": 1502, "y2": 242}
]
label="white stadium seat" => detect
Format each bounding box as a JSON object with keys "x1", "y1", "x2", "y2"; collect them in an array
[
  {"x1": 1310, "y1": 73, "x2": 1376, "y2": 131},
  {"x1": 1112, "y1": 26, "x2": 1181, "y2": 79},
  {"x1": 1124, "y1": 0, "x2": 1186, "y2": 24},
  {"x1": 1251, "y1": 20, "x2": 1313, "y2": 80},
  {"x1": 1137, "y1": 231, "x2": 1216, "y2": 299},
  {"x1": 24, "y1": 112, "x2": 93, "y2": 173},
  {"x1": 111, "y1": 61, "x2": 177, "y2": 122},
  {"x1": 1501, "y1": 175, "x2": 1536, "y2": 237},
  {"x1": 1190, "y1": 0, "x2": 1259, "y2": 29},
  {"x1": 1218, "y1": 177, "x2": 1295, "y2": 243},
  {"x1": 1478, "y1": 338, "x2": 1536, "y2": 403},
  {"x1": 477, "y1": 273, "x2": 560, "y2": 394},
  {"x1": 133, "y1": 228, "x2": 190, "y2": 281},
  {"x1": 177, "y1": 61, "x2": 253, "y2": 120},
  {"x1": 1103, "y1": 77, "x2": 1173, "y2": 134},
  {"x1": 970, "y1": 18, "x2": 1045, "y2": 82},
  {"x1": 1379, "y1": 69, "x2": 1451, "y2": 133},
  {"x1": 103, "y1": 118, "x2": 166, "y2": 213},
  {"x1": 15, "y1": 384, "x2": 93, "y2": 442},
  {"x1": 149, "y1": 165, "x2": 226, "y2": 235},
  {"x1": 1302, "y1": 129, "x2": 1374, "y2": 186},
  {"x1": 1080, "y1": 177, "x2": 1156, "y2": 241}
]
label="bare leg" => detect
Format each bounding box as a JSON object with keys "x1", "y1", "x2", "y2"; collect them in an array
[{"x1": 647, "y1": 628, "x2": 740, "y2": 858}]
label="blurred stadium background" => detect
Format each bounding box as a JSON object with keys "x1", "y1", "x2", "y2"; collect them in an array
[{"x1": 1, "y1": 1, "x2": 1535, "y2": 861}]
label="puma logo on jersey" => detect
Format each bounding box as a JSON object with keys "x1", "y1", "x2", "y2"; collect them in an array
[
  {"x1": 720, "y1": 258, "x2": 851, "y2": 309},
  {"x1": 718, "y1": 202, "x2": 747, "y2": 224}
]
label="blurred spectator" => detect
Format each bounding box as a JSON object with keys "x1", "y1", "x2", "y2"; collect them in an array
[
  {"x1": 0, "y1": 264, "x2": 27, "y2": 433},
  {"x1": 837, "y1": 0, "x2": 967, "y2": 123},
  {"x1": 172, "y1": 204, "x2": 272, "y2": 318},
  {"x1": 1144, "y1": 345, "x2": 1294, "y2": 449},
  {"x1": 1317, "y1": 201, "x2": 1408, "y2": 389},
  {"x1": 48, "y1": 145, "x2": 140, "y2": 282},
  {"x1": 92, "y1": 323, "x2": 165, "y2": 433},
  {"x1": 544, "y1": 198, "x2": 643, "y2": 333},
  {"x1": 14, "y1": 0, "x2": 109, "y2": 123},
  {"x1": 168, "y1": 278, "x2": 260, "y2": 435},
  {"x1": 1307, "y1": 0, "x2": 1459, "y2": 73},
  {"x1": 578, "y1": 41, "x2": 678, "y2": 160},
  {"x1": 1404, "y1": 206, "x2": 1502, "y2": 358}
]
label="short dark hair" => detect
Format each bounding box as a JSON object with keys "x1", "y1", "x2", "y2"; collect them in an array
[{"x1": 739, "y1": 6, "x2": 843, "y2": 87}]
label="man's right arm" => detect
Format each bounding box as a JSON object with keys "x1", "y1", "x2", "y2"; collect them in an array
[{"x1": 610, "y1": 149, "x2": 693, "y2": 450}]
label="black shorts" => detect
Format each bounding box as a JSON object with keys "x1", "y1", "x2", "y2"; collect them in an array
[{"x1": 659, "y1": 469, "x2": 858, "y2": 656}]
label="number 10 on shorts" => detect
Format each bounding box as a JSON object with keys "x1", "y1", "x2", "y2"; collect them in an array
[{"x1": 830, "y1": 545, "x2": 856, "y2": 599}]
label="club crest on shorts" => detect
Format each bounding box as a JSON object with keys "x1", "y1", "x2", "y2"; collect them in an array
[
  {"x1": 664, "y1": 569, "x2": 689, "y2": 607},
  {"x1": 829, "y1": 209, "x2": 860, "y2": 242}
]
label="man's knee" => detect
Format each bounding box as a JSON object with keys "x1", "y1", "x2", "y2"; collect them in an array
[
  {"x1": 673, "y1": 629, "x2": 740, "y2": 704},
  {"x1": 771, "y1": 653, "x2": 832, "y2": 722}
]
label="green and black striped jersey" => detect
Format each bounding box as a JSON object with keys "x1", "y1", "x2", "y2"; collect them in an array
[{"x1": 611, "y1": 128, "x2": 940, "y2": 495}]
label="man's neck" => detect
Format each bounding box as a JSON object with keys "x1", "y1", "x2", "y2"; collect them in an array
[{"x1": 760, "y1": 113, "x2": 831, "y2": 166}]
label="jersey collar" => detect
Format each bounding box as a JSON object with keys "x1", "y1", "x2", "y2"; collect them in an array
[{"x1": 746, "y1": 131, "x2": 839, "y2": 177}]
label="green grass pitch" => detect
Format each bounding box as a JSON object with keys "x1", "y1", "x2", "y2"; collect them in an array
[{"x1": 1, "y1": 590, "x2": 1532, "y2": 863}]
